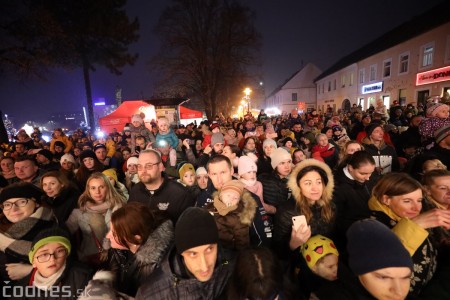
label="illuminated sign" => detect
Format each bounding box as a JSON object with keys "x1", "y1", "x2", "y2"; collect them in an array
[
  {"x1": 361, "y1": 82, "x2": 383, "y2": 94},
  {"x1": 94, "y1": 102, "x2": 105, "y2": 106},
  {"x1": 416, "y1": 66, "x2": 450, "y2": 86}
]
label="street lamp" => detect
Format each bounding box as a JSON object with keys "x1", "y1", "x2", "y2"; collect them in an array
[{"x1": 243, "y1": 88, "x2": 252, "y2": 114}]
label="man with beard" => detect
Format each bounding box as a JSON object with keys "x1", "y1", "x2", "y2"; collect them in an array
[
  {"x1": 128, "y1": 149, "x2": 194, "y2": 222},
  {"x1": 197, "y1": 132, "x2": 225, "y2": 167}
]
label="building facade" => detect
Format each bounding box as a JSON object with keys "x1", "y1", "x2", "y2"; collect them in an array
[
  {"x1": 315, "y1": 2, "x2": 450, "y2": 112},
  {"x1": 265, "y1": 63, "x2": 321, "y2": 114}
]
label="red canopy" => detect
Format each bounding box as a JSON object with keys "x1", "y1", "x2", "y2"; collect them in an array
[
  {"x1": 99, "y1": 100, "x2": 155, "y2": 133},
  {"x1": 179, "y1": 106, "x2": 202, "y2": 119}
]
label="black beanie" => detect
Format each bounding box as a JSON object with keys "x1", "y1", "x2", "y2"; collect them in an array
[
  {"x1": 0, "y1": 182, "x2": 43, "y2": 204},
  {"x1": 54, "y1": 141, "x2": 66, "y2": 148},
  {"x1": 175, "y1": 207, "x2": 219, "y2": 254},
  {"x1": 347, "y1": 219, "x2": 413, "y2": 276},
  {"x1": 79, "y1": 150, "x2": 98, "y2": 162},
  {"x1": 365, "y1": 121, "x2": 383, "y2": 137},
  {"x1": 38, "y1": 149, "x2": 53, "y2": 161}
]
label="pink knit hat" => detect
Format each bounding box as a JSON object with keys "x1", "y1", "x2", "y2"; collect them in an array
[
  {"x1": 426, "y1": 103, "x2": 447, "y2": 117},
  {"x1": 238, "y1": 155, "x2": 257, "y2": 175}
]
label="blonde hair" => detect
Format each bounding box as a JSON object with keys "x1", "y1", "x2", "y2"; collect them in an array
[{"x1": 78, "y1": 172, "x2": 125, "y2": 210}]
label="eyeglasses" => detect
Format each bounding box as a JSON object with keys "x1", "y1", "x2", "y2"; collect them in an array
[
  {"x1": 0, "y1": 198, "x2": 32, "y2": 210},
  {"x1": 35, "y1": 248, "x2": 68, "y2": 263},
  {"x1": 137, "y1": 162, "x2": 160, "y2": 171}
]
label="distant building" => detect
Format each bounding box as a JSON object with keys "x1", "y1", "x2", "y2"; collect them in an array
[
  {"x1": 315, "y1": 1, "x2": 450, "y2": 112},
  {"x1": 265, "y1": 63, "x2": 322, "y2": 114}
]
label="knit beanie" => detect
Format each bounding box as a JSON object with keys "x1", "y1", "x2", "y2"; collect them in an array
[
  {"x1": 211, "y1": 132, "x2": 224, "y2": 146},
  {"x1": 196, "y1": 167, "x2": 207, "y2": 176},
  {"x1": 54, "y1": 141, "x2": 66, "y2": 149},
  {"x1": 127, "y1": 156, "x2": 138, "y2": 166},
  {"x1": 238, "y1": 156, "x2": 257, "y2": 175},
  {"x1": 332, "y1": 125, "x2": 342, "y2": 133},
  {"x1": 60, "y1": 153, "x2": 76, "y2": 166},
  {"x1": 175, "y1": 207, "x2": 219, "y2": 254},
  {"x1": 0, "y1": 182, "x2": 43, "y2": 204},
  {"x1": 301, "y1": 235, "x2": 339, "y2": 269},
  {"x1": 283, "y1": 137, "x2": 293, "y2": 146},
  {"x1": 79, "y1": 150, "x2": 98, "y2": 162},
  {"x1": 38, "y1": 149, "x2": 53, "y2": 161},
  {"x1": 220, "y1": 180, "x2": 244, "y2": 196},
  {"x1": 270, "y1": 148, "x2": 292, "y2": 169},
  {"x1": 347, "y1": 219, "x2": 413, "y2": 276},
  {"x1": 103, "y1": 169, "x2": 118, "y2": 183},
  {"x1": 263, "y1": 138, "x2": 277, "y2": 149},
  {"x1": 365, "y1": 122, "x2": 383, "y2": 137},
  {"x1": 210, "y1": 122, "x2": 220, "y2": 131},
  {"x1": 426, "y1": 103, "x2": 447, "y2": 117},
  {"x1": 434, "y1": 124, "x2": 450, "y2": 144},
  {"x1": 132, "y1": 114, "x2": 144, "y2": 125},
  {"x1": 29, "y1": 227, "x2": 71, "y2": 263},
  {"x1": 179, "y1": 163, "x2": 195, "y2": 178}
]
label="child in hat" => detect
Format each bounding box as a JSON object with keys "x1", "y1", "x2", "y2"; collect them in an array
[
  {"x1": 419, "y1": 102, "x2": 450, "y2": 144},
  {"x1": 155, "y1": 117, "x2": 179, "y2": 167},
  {"x1": 129, "y1": 113, "x2": 154, "y2": 155},
  {"x1": 208, "y1": 180, "x2": 257, "y2": 250},
  {"x1": 238, "y1": 156, "x2": 276, "y2": 214},
  {"x1": 332, "y1": 125, "x2": 350, "y2": 149},
  {"x1": 22, "y1": 227, "x2": 92, "y2": 297},
  {"x1": 176, "y1": 163, "x2": 200, "y2": 198}
]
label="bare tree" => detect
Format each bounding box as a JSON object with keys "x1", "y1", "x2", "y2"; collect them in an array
[
  {"x1": 0, "y1": 0, "x2": 139, "y2": 128},
  {"x1": 152, "y1": 0, "x2": 261, "y2": 119}
]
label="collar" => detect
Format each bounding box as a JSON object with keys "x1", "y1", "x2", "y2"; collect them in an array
[{"x1": 343, "y1": 166, "x2": 355, "y2": 180}]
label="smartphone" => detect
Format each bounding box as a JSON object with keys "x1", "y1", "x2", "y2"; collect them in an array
[{"x1": 292, "y1": 215, "x2": 307, "y2": 231}]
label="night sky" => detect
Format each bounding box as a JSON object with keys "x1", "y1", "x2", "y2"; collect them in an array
[{"x1": 0, "y1": 0, "x2": 445, "y2": 125}]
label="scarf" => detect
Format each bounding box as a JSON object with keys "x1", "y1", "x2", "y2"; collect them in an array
[
  {"x1": 85, "y1": 201, "x2": 111, "y2": 215},
  {"x1": 33, "y1": 264, "x2": 66, "y2": 290},
  {"x1": 0, "y1": 207, "x2": 55, "y2": 260},
  {"x1": 213, "y1": 197, "x2": 238, "y2": 216}
]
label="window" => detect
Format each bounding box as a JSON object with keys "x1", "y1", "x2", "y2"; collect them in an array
[
  {"x1": 328, "y1": 81, "x2": 331, "y2": 92},
  {"x1": 292, "y1": 93, "x2": 298, "y2": 101},
  {"x1": 383, "y1": 59, "x2": 392, "y2": 78},
  {"x1": 370, "y1": 64, "x2": 377, "y2": 81},
  {"x1": 333, "y1": 79, "x2": 336, "y2": 90},
  {"x1": 359, "y1": 69, "x2": 365, "y2": 84},
  {"x1": 350, "y1": 73, "x2": 354, "y2": 86},
  {"x1": 399, "y1": 52, "x2": 409, "y2": 74},
  {"x1": 421, "y1": 43, "x2": 434, "y2": 67},
  {"x1": 341, "y1": 75, "x2": 345, "y2": 88}
]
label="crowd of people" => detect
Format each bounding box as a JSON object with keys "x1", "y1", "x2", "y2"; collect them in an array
[{"x1": 0, "y1": 97, "x2": 450, "y2": 299}]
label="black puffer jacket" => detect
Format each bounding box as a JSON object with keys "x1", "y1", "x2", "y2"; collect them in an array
[
  {"x1": 109, "y1": 219, "x2": 174, "y2": 297},
  {"x1": 273, "y1": 159, "x2": 336, "y2": 260},
  {"x1": 257, "y1": 171, "x2": 290, "y2": 207},
  {"x1": 42, "y1": 185, "x2": 80, "y2": 224}
]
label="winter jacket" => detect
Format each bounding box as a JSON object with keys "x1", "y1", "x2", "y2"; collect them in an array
[
  {"x1": 273, "y1": 159, "x2": 336, "y2": 260},
  {"x1": 128, "y1": 179, "x2": 195, "y2": 222},
  {"x1": 207, "y1": 190, "x2": 257, "y2": 250},
  {"x1": 156, "y1": 129, "x2": 179, "y2": 149},
  {"x1": 42, "y1": 186, "x2": 80, "y2": 224},
  {"x1": 257, "y1": 171, "x2": 290, "y2": 207},
  {"x1": 256, "y1": 155, "x2": 273, "y2": 176},
  {"x1": 50, "y1": 136, "x2": 73, "y2": 154},
  {"x1": 13, "y1": 261, "x2": 93, "y2": 300},
  {"x1": 363, "y1": 138, "x2": 399, "y2": 174},
  {"x1": 369, "y1": 196, "x2": 437, "y2": 295},
  {"x1": 333, "y1": 167, "x2": 374, "y2": 254},
  {"x1": 135, "y1": 246, "x2": 234, "y2": 300},
  {"x1": 109, "y1": 220, "x2": 174, "y2": 297}
]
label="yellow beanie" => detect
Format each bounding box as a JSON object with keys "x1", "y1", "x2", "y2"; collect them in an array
[{"x1": 103, "y1": 168, "x2": 118, "y2": 183}]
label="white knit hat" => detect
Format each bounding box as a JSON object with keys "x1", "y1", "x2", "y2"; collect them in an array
[
  {"x1": 238, "y1": 156, "x2": 258, "y2": 175},
  {"x1": 60, "y1": 154, "x2": 76, "y2": 166},
  {"x1": 131, "y1": 114, "x2": 144, "y2": 125},
  {"x1": 270, "y1": 148, "x2": 292, "y2": 169},
  {"x1": 127, "y1": 156, "x2": 138, "y2": 166},
  {"x1": 196, "y1": 167, "x2": 207, "y2": 176}
]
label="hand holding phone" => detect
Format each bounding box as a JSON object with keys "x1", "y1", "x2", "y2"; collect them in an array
[{"x1": 292, "y1": 215, "x2": 307, "y2": 232}]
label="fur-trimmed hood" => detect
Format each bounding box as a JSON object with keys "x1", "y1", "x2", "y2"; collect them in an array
[
  {"x1": 135, "y1": 219, "x2": 174, "y2": 265},
  {"x1": 288, "y1": 158, "x2": 334, "y2": 204},
  {"x1": 212, "y1": 189, "x2": 257, "y2": 225}
]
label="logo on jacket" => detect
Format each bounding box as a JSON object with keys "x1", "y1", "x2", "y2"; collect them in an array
[{"x1": 158, "y1": 203, "x2": 170, "y2": 210}]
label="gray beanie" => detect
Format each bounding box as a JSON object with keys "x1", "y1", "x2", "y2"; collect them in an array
[
  {"x1": 270, "y1": 147, "x2": 292, "y2": 169},
  {"x1": 263, "y1": 138, "x2": 277, "y2": 149},
  {"x1": 211, "y1": 132, "x2": 224, "y2": 146}
]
